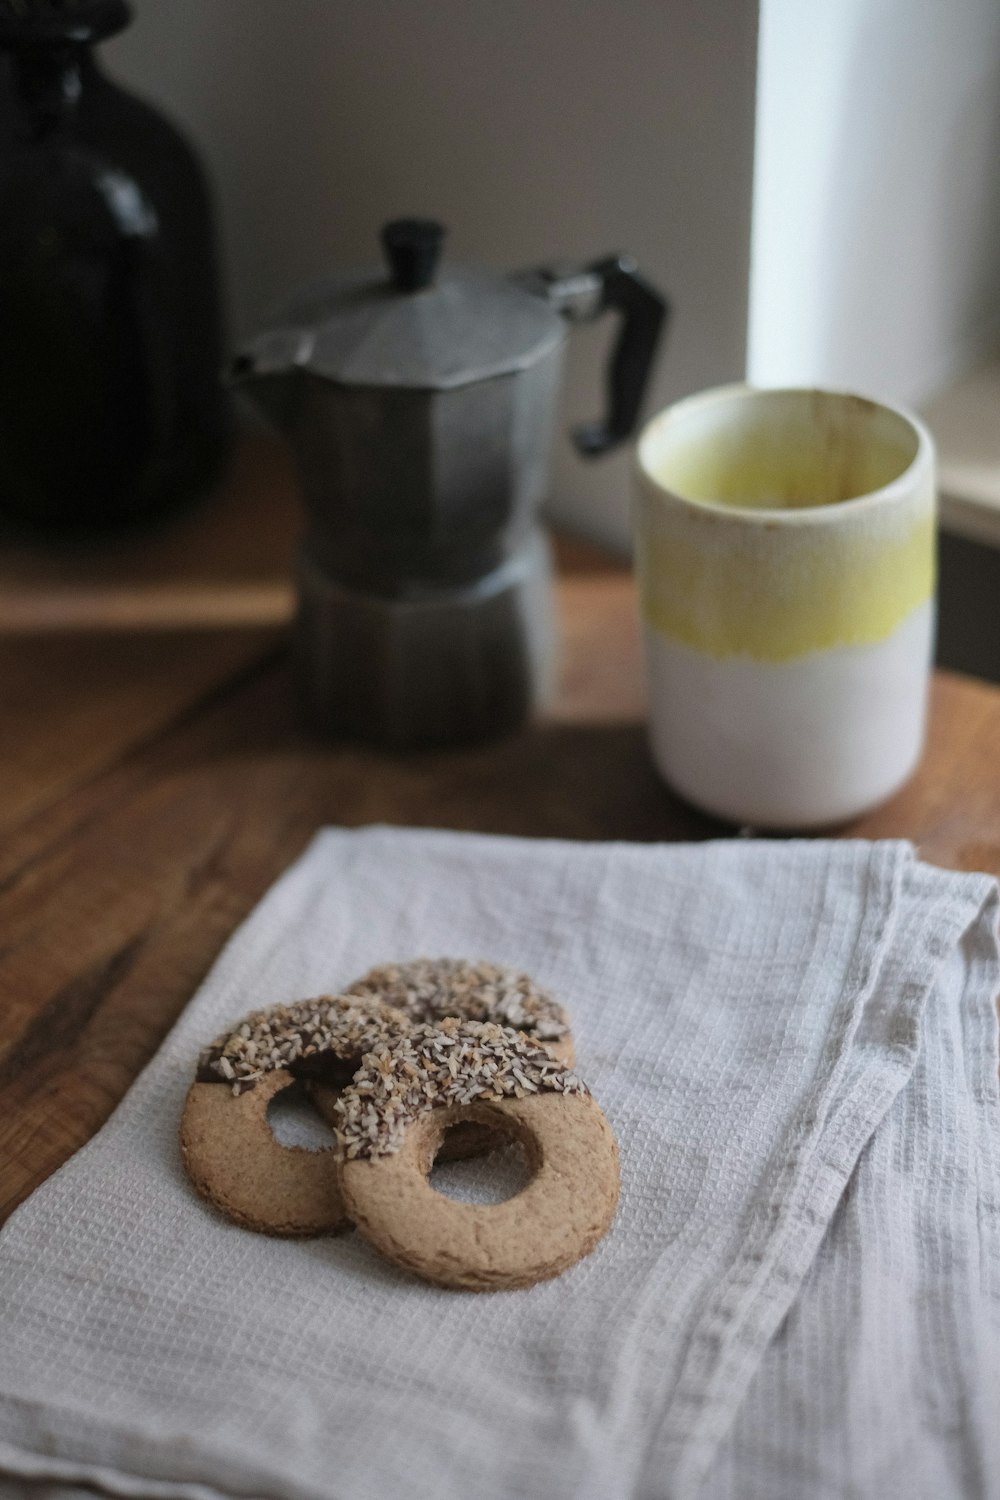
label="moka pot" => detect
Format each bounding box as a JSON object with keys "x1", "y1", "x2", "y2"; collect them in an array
[{"x1": 234, "y1": 219, "x2": 667, "y2": 744}]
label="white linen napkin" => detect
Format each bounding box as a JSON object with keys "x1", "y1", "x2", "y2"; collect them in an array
[{"x1": 0, "y1": 828, "x2": 996, "y2": 1500}]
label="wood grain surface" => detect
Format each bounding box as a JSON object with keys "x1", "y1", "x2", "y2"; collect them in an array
[
  {"x1": 0, "y1": 627, "x2": 281, "y2": 833},
  {"x1": 1, "y1": 435, "x2": 999, "y2": 1223},
  {"x1": 0, "y1": 427, "x2": 298, "y2": 628}
]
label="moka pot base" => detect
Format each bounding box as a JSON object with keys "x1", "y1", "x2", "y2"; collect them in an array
[{"x1": 295, "y1": 529, "x2": 556, "y2": 747}]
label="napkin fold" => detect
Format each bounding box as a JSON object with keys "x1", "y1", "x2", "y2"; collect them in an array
[{"x1": 0, "y1": 828, "x2": 997, "y2": 1500}]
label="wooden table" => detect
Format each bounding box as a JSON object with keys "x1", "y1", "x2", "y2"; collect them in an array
[{"x1": 2, "y1": 431, "x2": 1000, "y2": 1225}]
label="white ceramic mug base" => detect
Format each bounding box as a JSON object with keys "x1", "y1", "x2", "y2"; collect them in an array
[{"x1": 644, "y1": 601, "x2": 933, "y2": 828}]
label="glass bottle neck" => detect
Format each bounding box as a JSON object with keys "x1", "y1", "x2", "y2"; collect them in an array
[{"x1": 6, "y1": 45, "x2": 91, "y2": 140}]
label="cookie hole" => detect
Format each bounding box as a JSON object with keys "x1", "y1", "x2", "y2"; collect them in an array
[
  {"x1": 429, "y1": 1130, "x2": 534, "y2": 1206},
  {"x1": 266, "y1": 1079, "x2": 337, "y2": 1151}
]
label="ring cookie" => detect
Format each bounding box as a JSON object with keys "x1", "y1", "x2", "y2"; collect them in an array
[
  {"x1": 336, "y1": 1018, "x2": 619, "y2": 1290},
  {"x1": 312, "y1": 958, "x2": 575, "y2": 1160},
  {"x1": 180, "y1": 994, "x2": 409, "y2": 1236}
]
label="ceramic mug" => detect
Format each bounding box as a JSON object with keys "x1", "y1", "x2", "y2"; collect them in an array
[{"x1": 633, "y1": 385, "x2": 936, "y2": 828}]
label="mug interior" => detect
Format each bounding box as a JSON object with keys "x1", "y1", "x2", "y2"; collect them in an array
[{"x1": 639, "y1": 387, "x2": 921, "y2": 512}]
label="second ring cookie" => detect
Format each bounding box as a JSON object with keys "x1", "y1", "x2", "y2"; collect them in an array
[{"x1": 345, "y1": 958, "x2": 575, "y2": 1065}]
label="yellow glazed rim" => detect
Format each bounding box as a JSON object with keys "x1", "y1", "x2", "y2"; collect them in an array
[
  {"x1": 635, "y1": 383, "x2": 934, "y2": 523},
  {"x1": 634, "y1": 384, "x2": 936, "y2": 661}
]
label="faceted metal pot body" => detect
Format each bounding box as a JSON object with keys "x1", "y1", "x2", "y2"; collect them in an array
[
  {"x1": 234, "y1": 224, "x2": 668, "y2": 746},
  {"x1": 289, "y1": 347, "x2": 564, "y2": 744},
  {"x1": 294, "y1": 343, "x2": 565, "y2": 594}
]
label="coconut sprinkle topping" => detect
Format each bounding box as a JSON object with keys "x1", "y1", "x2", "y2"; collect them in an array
[
  {"x1": 196, "y1": 995, "x2": 410, "y2": 1095},
  {"x1": 334, "y1": 1017, "x2": 588, "y2": 1158},
  {"x1": 346, "y1": 958, "x2": 570, "y2": 1043}
]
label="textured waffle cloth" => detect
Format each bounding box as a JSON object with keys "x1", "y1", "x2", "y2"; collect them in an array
[{"x1": 0, "y1": 828, "x2": 998, "y2": 1500}]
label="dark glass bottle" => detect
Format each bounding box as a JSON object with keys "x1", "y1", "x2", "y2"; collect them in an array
[{"x1": 0, "y1": 0, "x2": 228, "y2": 527}]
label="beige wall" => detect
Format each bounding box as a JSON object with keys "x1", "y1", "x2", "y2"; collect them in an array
[
  {"x1": 750, "y1": 0, "x2": 1000, "y2": 408},
  {"x1": 105, "y1": 0, "x2": 759, "y2": 549}
]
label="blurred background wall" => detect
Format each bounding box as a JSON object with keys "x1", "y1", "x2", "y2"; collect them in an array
[
  {"x1": 105, "y1": 0, "x2": 1000, "y2": 550},
  {"x1": 105, "y1": 0, "x2": 759, "y2": 550},
  {"x1": 749, "y1": 0, "x2": 1000, "y2": 408}
]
